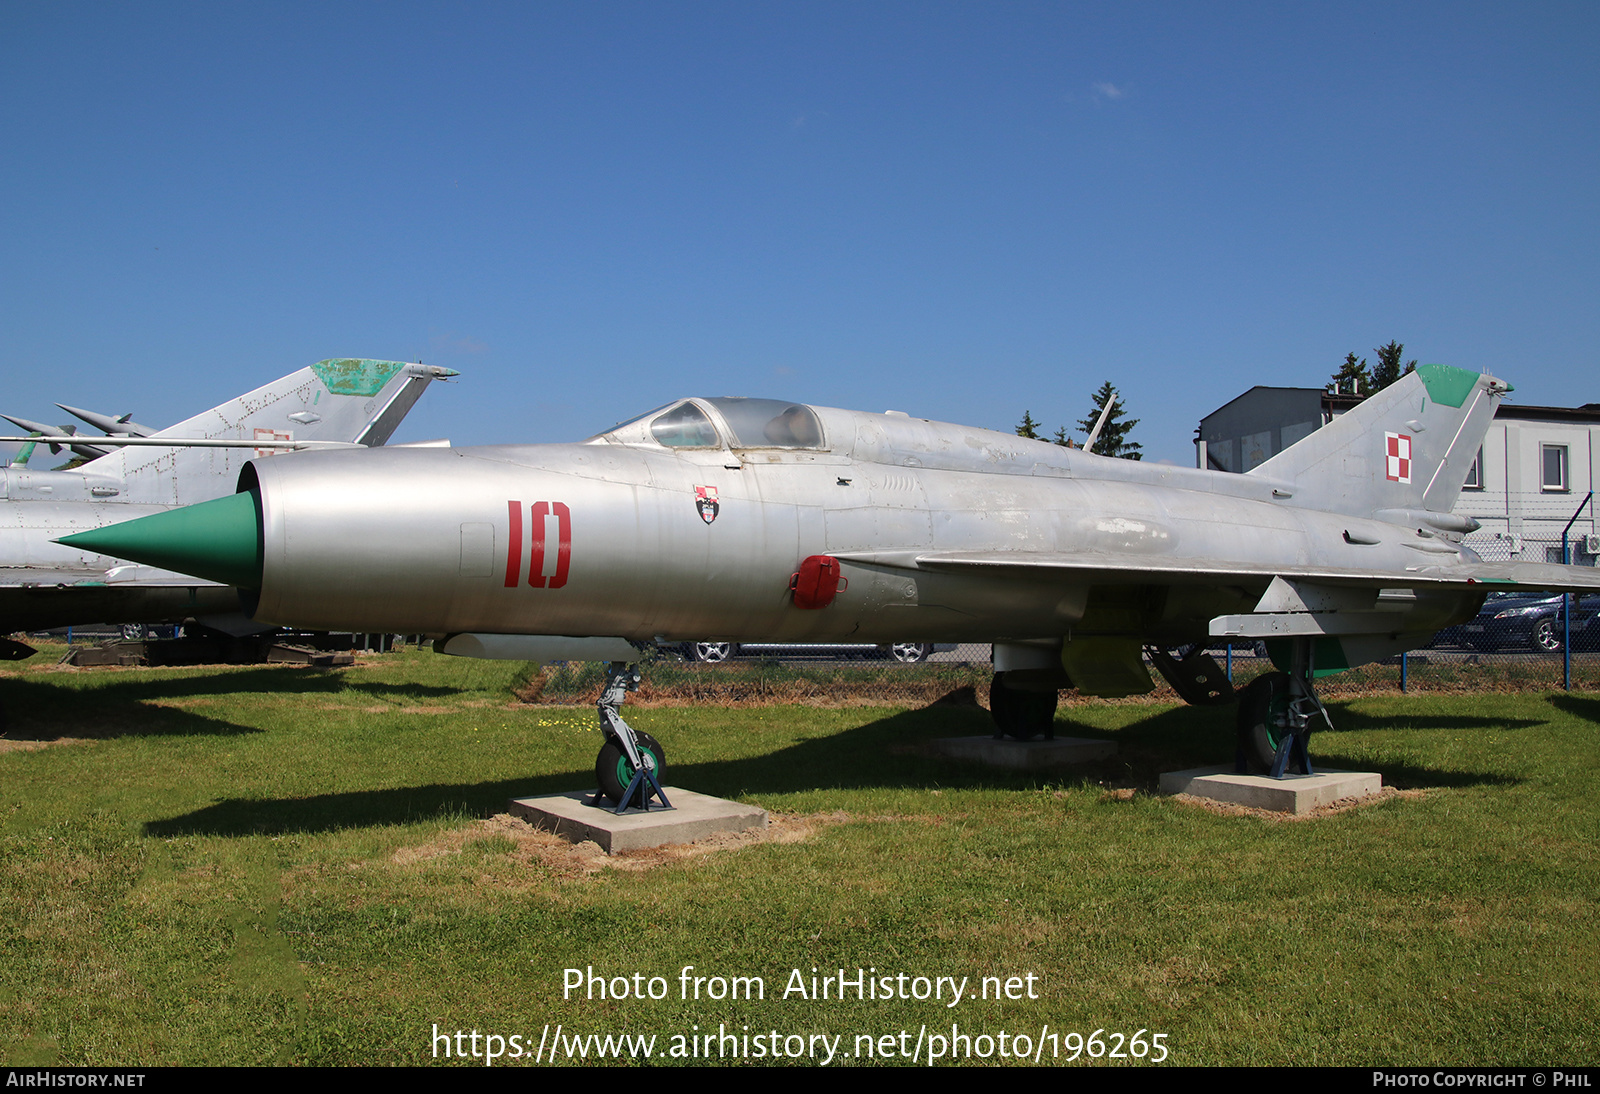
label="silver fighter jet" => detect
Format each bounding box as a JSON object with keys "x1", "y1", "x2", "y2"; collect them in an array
[
  {"x1": 2, "y1": 359, "x2": 454, "y2": 648},
  {"x1": 61, "y1": 364, "x2": 1600, "y2": 792}
]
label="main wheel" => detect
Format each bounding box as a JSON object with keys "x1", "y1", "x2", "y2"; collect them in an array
[
  {"x1": 595, "y1": 731, "x2": 665, "y2": 807},
  {"x1": 890, "y1": 642, "x2": 931, "y2": 663},
  {"x1": 988, "y1": 673, "x2": 1057, "y2": 740},
  {"x1": 1236, "y1": 671, "x2": 1295, "y2": 775},
  {"x1": 690, "y1": 641, "x2": 734, "y2": 663}
]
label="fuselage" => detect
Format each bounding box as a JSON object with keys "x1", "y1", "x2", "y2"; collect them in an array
[{"x1": 243, "y1": 399, "x2": 1482, "y2": 645}]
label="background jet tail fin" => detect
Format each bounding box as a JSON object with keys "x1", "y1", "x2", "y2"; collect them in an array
[
  {"x1": 1250, "y1": 364, "x2": 1506, "y2": 520},
  {"x1": 87, "y1": 359, "x2": 457, "y2": 506}
]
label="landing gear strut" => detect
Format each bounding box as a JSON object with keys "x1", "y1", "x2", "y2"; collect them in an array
[
  {"x1": 1146, "y1": 644, "x2": 1235, "y2": 706},
  {"x1": 591, "y1": 661, "x2": 672, "y2": 814},
  {"x1": 1235, "y1": 638, "x2": 1332, "y2": 777}
]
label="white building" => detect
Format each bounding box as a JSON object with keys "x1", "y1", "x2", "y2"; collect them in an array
[{"x1": 1461, "y1": 402, "x2": 1598, "y2": 564}]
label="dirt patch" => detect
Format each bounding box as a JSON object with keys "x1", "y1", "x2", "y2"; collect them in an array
[
  {"x1": 146, "y1": 698, "x2": 217, "y2": 710},
  {"x1": 389, "y1": 810, "x2": 850, "y2": 875},
  {"x1": 519, "y1": 666, "x2": 996, "y2": 709},
  {"x1": 1171, "y1": 786, "x2": 1423, "y2": 822},
  {"x1": 608, "y1": 683, "x2": 965, "y2": 708},
  {"x1": 339, "y1": 703, "x2": 458, "y2": 714},
  {"x1": 0, "y1": 736, "x2": 90, "y2": 754}
]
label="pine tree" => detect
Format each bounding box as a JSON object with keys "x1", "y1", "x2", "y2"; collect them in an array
[
  {"x1": 1370, "y1": 341, "x2": 1417, "y2": 390},
  {"x1": 1328, "y1": 352, "x2": 1371, "y2": 396},
  {"x1": 1075, "y1": 381, "x2": 1141, "y2": 459},
  {"x1": 1015, "y1": 411, "x2": 1041, "y2": 440}
]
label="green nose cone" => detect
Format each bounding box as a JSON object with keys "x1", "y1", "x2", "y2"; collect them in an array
[{"x1": 57, "y1": 490, "x2": 264, "y2": 589}]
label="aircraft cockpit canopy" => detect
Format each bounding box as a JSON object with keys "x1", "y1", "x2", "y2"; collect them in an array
[
  {"x1": 703, "y1": 398, "x2": 823, "y2": 448},
  {"x1": 596, "y1": 398, "x2": 825, "y2": 450}
]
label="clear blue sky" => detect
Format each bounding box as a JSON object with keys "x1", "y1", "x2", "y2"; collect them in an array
[{"x1": 3, "y1": 1, "x2": 1596, "y2": 464}]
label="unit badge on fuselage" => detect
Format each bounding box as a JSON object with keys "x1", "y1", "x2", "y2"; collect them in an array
[{"x1": 694, "y1": 485, "x2": 720, "y2": 525}]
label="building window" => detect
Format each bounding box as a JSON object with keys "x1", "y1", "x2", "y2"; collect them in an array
[
  {"x1": 1462, "y1": 446, "x2": 1484, "y2": 490},
  {"x1": 1541, "y1": 444, "x2": 1569, "y2": 492}
]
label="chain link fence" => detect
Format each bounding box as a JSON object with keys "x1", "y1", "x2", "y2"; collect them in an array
[{"x1": 524, "y1": 638, "x2": 1597, "y2": 708}]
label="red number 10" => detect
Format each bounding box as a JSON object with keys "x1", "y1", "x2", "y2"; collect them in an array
[{"x1": 504, "y1": 500, "x2": 571, "y2": 589}]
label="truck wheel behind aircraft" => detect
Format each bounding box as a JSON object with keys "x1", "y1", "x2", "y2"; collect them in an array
[
  {"x1": 596, "y1": 731, "x2": 665, "y2": 807},
  {"x1": 890, "y1": 642, "x2": 931, "y2": 663},
  {"x1": 689, "y1": 642, "x2": 734, "y2": 663},
  {"x1": 1236, "y1": 672, "x2": 1293, "y2": 775},
  {"x1": 1532, "y1": 617, "x2": 1564, "y2": 655},
  {"x1": 988, "y1": 673, "x2": 1057, "y2": 740}
]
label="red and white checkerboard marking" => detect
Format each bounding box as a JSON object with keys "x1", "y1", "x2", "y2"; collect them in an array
[
  {"x1": 254, "y1": 428, "x2": 292, "y2": 459},
  {"x1": 1385, "y1": 432, "x2": 1412, "y2": 483}
]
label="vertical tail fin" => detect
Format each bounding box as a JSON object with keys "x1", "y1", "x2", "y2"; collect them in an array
[
  {"x1": 1250, "y1": 364, "x2": 1506, "y2": 519},
  {"x1": 87, "y1": 359, "x2": 457, "y2": 506}
]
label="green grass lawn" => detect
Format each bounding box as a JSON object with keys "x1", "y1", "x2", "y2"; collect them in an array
[{"x1": 2, "y1": 646, "x2": 1597, "y2": 1066}]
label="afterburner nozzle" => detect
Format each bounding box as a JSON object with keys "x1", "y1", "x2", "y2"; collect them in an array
[{"x1": 56, "y1": 490, "x2": 264, "y2": 589}]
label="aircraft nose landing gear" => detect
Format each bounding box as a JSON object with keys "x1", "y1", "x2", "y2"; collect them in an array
[{"x1": 591, "y1": 661, "x2": 673, "y2": 814}]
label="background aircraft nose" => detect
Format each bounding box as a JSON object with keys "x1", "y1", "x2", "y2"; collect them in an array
[{"x1": 56, "y1": 490, "x2": 263, "y2": 589}]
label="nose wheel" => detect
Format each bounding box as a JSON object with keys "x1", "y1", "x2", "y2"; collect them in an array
[
  {"x1": 596, "y1": 730, "x2": 665, "y2": 809},
  {"x1": 591, "y1": 661, "x2": 673, "y2": 813}
]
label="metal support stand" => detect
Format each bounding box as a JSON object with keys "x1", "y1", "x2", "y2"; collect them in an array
[
  {"x1": 591, "y1": 661, "x2": 673, "y2": 815},
  {"x1": 1271, "y1": 638, "x2": 1334, "y2": 779}
]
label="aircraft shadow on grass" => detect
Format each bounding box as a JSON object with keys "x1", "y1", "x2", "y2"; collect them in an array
[
  {"x1": 1547, "y1": 693, "x2": 1600, "y2": 726},
  {"x1": 142, "y1": 698, "x2": 1522, "y2": 838},
  {"x1": 3, "y1": 668, "x2": 468, "y2": 743},
  {"x1": 1, "y1": 671, "x2": 329, "y2": 742}
]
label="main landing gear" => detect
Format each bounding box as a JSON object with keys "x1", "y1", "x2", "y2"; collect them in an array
[
  {"x1": 1234, "y1": 638, "x2": 1332, "y2": 777},
  {"x1": 988, "y1": 672, "x2": 1058, "y2": 741},
  {"x1": 590, "y1": 661, "x2": 672, "y2": 814}
]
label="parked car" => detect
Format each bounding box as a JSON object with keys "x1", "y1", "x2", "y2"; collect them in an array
[
  {"x1": 675, "y1": 641, "x2": 951, "y2": 663},
  {"x1": 1431, "y1": 591, "x2": 1600, "y2": 654}
]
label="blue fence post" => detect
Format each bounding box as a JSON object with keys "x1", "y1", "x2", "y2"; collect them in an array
[
  {"x1": 1563, "y1": 539, "x2": 1572, "y2": 694},
  {"x1": 1401, "y1": 651, "x2": 1408, "y2": 693},
  {"x1": 1559, "y1": 491, "x2": 1592, "y2": 694}
]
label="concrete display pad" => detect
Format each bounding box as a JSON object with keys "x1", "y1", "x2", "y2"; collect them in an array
[
  {"x1": 508, "y1": 787, "x2": 768, "y2": 853},
  {"x1": 929, "y1": 735, "x2": 1117, "y2": 769},
  {"x1": 1159, "y1": 766, "x2": 1383, "y2": 815}
]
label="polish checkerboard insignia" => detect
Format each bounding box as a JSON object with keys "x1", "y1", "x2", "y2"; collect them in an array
[{"x1": 1385, "y1": 432, "x2": 1412, "y2": 484}]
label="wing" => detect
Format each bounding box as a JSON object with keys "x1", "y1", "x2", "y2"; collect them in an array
[{"x1": 833, "y1": 548, "x2": 1600, "y2": 593}]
